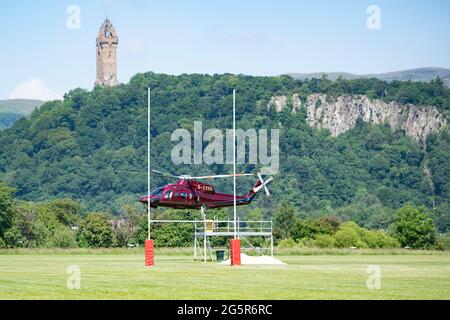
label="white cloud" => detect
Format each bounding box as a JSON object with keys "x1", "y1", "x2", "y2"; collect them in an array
[{"x1": 9, "y1": 78, "x2": 63, "y2": 101}]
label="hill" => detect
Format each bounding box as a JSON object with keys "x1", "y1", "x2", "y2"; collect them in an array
[
  {"x1": 287, "y1": 67, "x2": 450, "y2": 88},
  {"x1": 0, "y1": 73, "x2": 449, "y2": 232},
  {"x1": 0, "y1": 99, "x2": 44, "y2": 129},
  {"x1": 0, "y1": 99, "x2": 44, "y2": 114}
]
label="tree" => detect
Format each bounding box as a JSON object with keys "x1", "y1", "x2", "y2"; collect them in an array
[
  {"x1": 42, "y1": 198, "x2": 83, "y2": 226},
  {"x1": 76, "y1": 213, "x2": 114, "y2": 248},
  {"x1": 0, "y1": 184, "x2": 15, "y2": 238},
  {"x1": 391, "y1": 204, "x2": 436, "y2": 249},
  {"x1": 273, "y1": 202, "x2": 295, "y2": 240},
  {"x1": 113, "y1": 205, "x2": 141, "y2": 247},
  {"x1": 3, "y1": 226, "x2": 25, "y2": 248},
  {"x1": 433, "y1": 203, "x2": 450, "y2": 233},
  {"x1": 291, "y1": 218, "x2": 335, "y2": 242}
]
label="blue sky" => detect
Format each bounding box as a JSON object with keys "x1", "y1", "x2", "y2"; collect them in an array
[{"x1": 1, "y1": 0, "x2": 449, "y2": 100}]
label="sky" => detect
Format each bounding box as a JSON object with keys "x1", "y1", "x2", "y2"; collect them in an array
[{"x1": 0, "y1": 0, "x2": 449, "y2": 100}]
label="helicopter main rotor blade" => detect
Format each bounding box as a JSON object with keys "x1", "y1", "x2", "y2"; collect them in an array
[
  {"x1": 115, "y1": 170, "x2": 144, "y2": 175},
  {"x1": 190, "y1": 173, "x2": 255, "y2": 180},
  {"x1": 150, "y1": 170, "x2": 256, "y2": 180},
  {"x1": 151, "y1": 169, "x2": 180, "y2": 178},
  {"x1": 116, "y1": 170, "x2": 169, "y2": 176}
]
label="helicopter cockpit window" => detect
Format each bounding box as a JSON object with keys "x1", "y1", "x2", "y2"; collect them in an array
[
  {"x1": 150, "y1": 187, "x2": 164, "y2": 197},
  {"x1": 163, "y1": 191, "x2": 172, "y2": 199}
]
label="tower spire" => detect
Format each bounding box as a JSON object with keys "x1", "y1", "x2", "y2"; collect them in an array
[{"x1": 95, "y1": 18, "x2": 118, "y2": 86}]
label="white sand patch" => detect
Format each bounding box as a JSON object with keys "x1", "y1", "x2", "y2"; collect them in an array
[{"x1": 219, "y1": 254, "x2": 285, "y2": 265}]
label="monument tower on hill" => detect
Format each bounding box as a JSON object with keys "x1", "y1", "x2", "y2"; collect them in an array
[{"x1": 96, "y1": 18, "x2": 118, "y2": 86}]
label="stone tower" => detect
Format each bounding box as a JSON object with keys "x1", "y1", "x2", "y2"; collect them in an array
[{"x1": 96, "y1": 18, "x2": 118, "y2": 86}]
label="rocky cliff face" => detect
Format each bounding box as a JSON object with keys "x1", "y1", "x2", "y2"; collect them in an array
[{"x1": 267, "y1": 94, "x2": 447, "y2": 143}]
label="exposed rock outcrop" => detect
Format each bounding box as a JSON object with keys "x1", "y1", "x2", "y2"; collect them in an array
[{"x1": 267, "y1": 94, "x2": 447, "y2": 143}]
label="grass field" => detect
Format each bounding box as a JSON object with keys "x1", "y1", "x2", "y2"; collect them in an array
[{"x1": 1, "y1": 252, "x2": 449, "y2": 299}]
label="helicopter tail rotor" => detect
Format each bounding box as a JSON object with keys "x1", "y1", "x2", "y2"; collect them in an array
[
  {"x1": 257, "y1": 172, "x2": 271, "y2": 196},
  {"x1": 249, "y1": 173, "x2": 273, "y2": 198}
]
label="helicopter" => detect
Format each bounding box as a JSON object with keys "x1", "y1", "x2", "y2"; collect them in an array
[{"x1": 139, "y1": 170, "x2": 273, "y2": 209}]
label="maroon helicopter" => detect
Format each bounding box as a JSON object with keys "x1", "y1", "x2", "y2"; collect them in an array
[{"x1": 139, "y1": 170, "x2": 273, "y2": 209}]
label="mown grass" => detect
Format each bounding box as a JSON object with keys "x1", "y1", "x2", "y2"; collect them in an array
[
  {"x1": 0, "y1": 247, "x2": 448, "y2": 256},
  {"x1": 0, "y1": 252, "x2": 449, "y2": 299},
  {"x1": 274, "y1": 247, "x2": 450, "y2": 256},
  {"x1": 0, "y1": 247, "x2": 190, "y2": 256}
]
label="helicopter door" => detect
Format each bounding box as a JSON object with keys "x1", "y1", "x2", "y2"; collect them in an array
[
  {"x1": 171, "y1": 191, "x2": 188, "y2": 206},
  {"x1": 180, "y1": 191, "x2": 189, "y2": 205},
  {"x1": 161, "y1": 190, "x2": 172, "y2": 204},
  {"x1": 185, "y1": 191, "x2": 195, "y2": 206},
  {"x1": 171, "y1": 191, "x2": 181, "y2": 205}
]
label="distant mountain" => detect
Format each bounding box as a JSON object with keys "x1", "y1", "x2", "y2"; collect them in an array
[
  {"x1": 287, "y1": 67, "x2": 450, "y2": 87},
  {"x1": 0, "y1": 99, "x2": 44, "y2": 130},
  {"x1": 0, "y1": 99, "x2": 44, "y2": 114}
]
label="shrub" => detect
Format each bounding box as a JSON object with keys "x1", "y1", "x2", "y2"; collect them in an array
[
  {"x1": 435, "y1": 236, "x2": 450, "y2": 250},
  {"x1": 311, "y1": 234, "x2": 335, "y2": 248},
  {"x1": 365, "y1": 230, "x2": 400, "y2": 248},
  {"x1": 3, "y1": 226, "x2": 26, "y2": 248},
  {"x1": 360, "y1": 229, "x2": 378, "y2": 248},
  {"x1": 333, "y1": 222, "x2": 366, "y2": 248},
  {"x1": 277, "y1": 238, "x2": 297, "y2": 248},
  {"x1": 47, "y1": 227, "x2": 77, "y2": 248},
  {"x1": 332, "y1": 222, "x2": 399, "y2": 249},
  {"x1": 291, "y1": 218, "x2": 335, "y2": 242},
  {"x1": 333, "y1": 227, "x2": 360, "y2": 248}
]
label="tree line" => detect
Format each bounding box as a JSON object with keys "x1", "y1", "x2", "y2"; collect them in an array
[
  {"x1": 272, "y1": 201, "x2": 439, "y2": 249},
  {"x1": 0, "y1": 184, "x2": 439, "y2": 249},
  {"x1": 0, "y1": 73, "x2": 449, "y2": 233}
]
